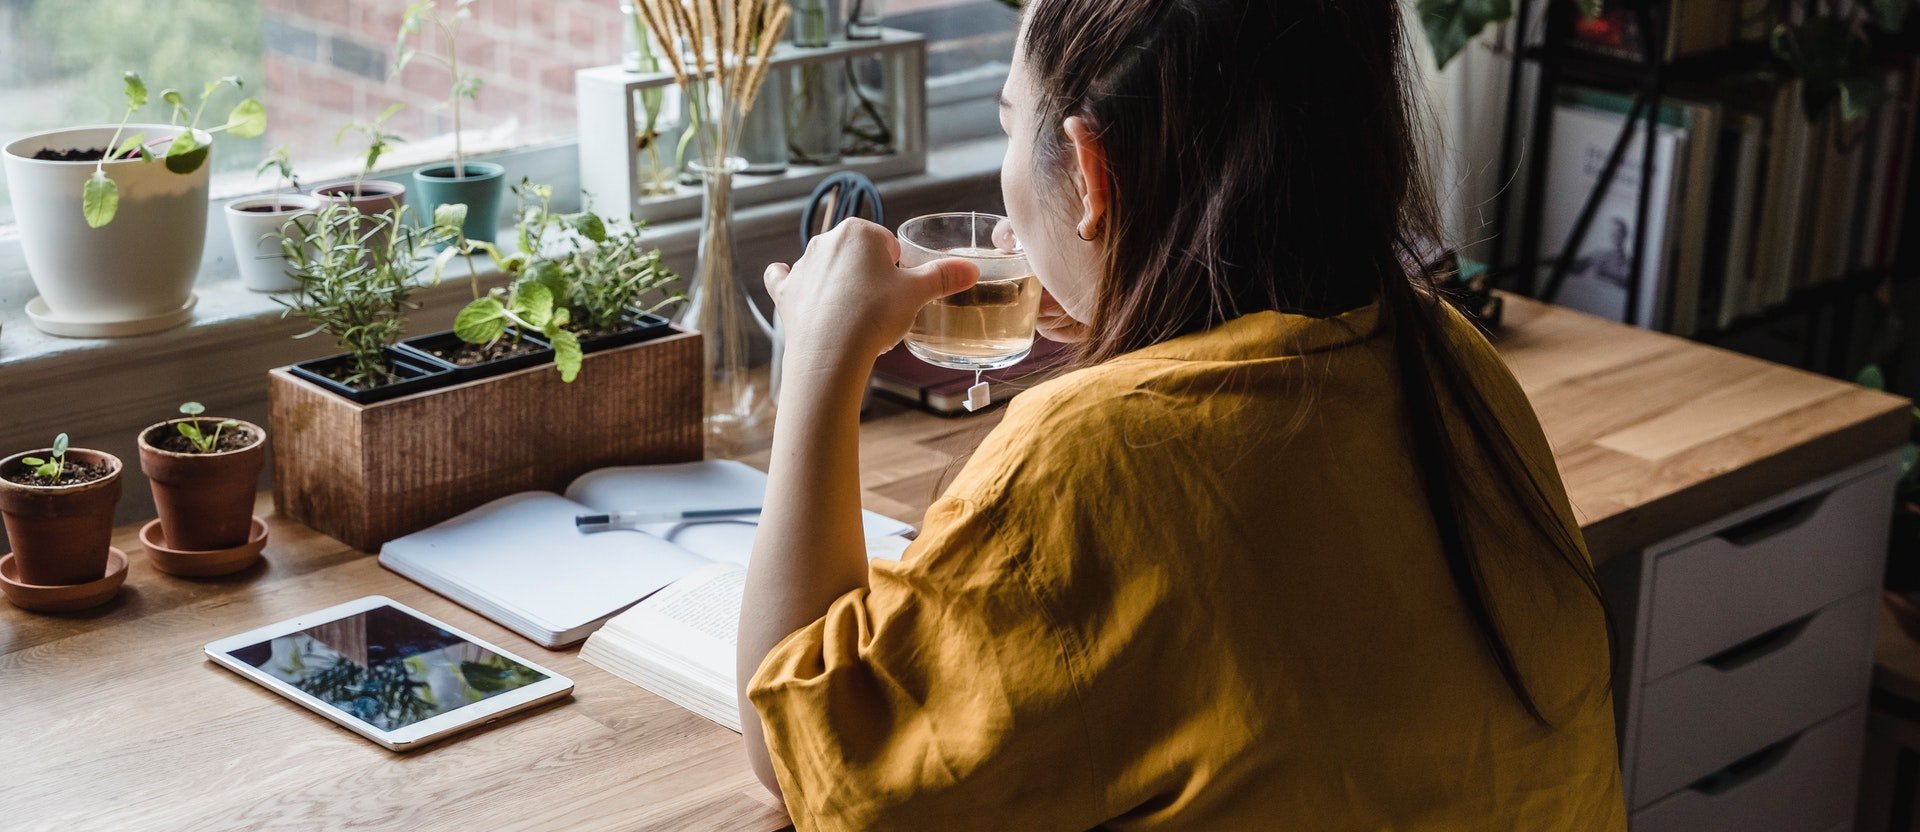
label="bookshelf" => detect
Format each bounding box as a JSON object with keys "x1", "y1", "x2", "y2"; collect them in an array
[{"x1": 1491, "y1": 0, "x2": 1919, "y2": 377}]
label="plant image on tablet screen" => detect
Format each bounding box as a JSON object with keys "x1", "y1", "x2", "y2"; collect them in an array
[{"x1": 225, "y1": 606, "x2": 547, "y2": 731}]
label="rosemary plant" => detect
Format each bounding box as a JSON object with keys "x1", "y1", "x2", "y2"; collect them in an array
[{"x1": 276, "y1": 203, "x2": 435, "y2": 388}]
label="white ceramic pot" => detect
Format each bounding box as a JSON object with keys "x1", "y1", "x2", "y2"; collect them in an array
[
  {"x1": 224, "y1": 193, "x2": 324, "y2": 292},
  {"x1": 2, "y1": 124, "x2": 213, "y2": 332}
]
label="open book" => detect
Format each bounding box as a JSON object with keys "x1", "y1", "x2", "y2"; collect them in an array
[{"x1": 379, "y1": 460, "x2": 914, "y2": 648}]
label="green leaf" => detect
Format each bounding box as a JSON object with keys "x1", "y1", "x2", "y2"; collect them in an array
[
  {"x1": 122, "y1": 71, "x2": 148, "y2": 110},
  {"x1": 550, "y1": 329, "x2": 583, "y2": 383},
  {"x1": 21, "y1": 458, "x2": 45, "y2": 467},
  {"x1": 454, "y1": 297, "x2": 509, "y2": 344},
  {"x1": 433, "y1": 202, "x2": 470, "y2": 233},
  {"x1": 113, "y1": 132, "x2": 147, "y2": 162},
  {"x1": 180, "y1": 401, "x2": 206, "y2": 416},
  {"x1": 1868, "y1": 0, "x2": 1910, "y2": 32},
  {"x1": 164, "y1": 132, "x2": 209, "y2": 174},
  {"x1": 1417, "y1": 0, "x2": 1512, "y2": 70},
  {"x1": 1840, "y1": 77, "x2": 1893, "y2": 122},
  {"x1": 1859, "y1": 365, "x2": 1887, "y2": 391},
  {"x1": 377, "y1": 102, "x2": 406, "y2": 124},
  {"x1": 523, "y1": 259, "x2": 569, "y2": 298},
  {"x1": 223, "y1": 98, "x2": 267, "y2": 138},
  {"x1": 36, "y1": 463, "x2": 58, "y2": 479},
  {"x1": 455, "y1": 76, "x2": 484, "y2": 100},
  {"x1": 52, "y1": 433, "x2": 69, "y2": 456},
  {"x1": 82, "y1": 170, "x2": 119, "y2": 228},
  {"x1": 510, "y1": 282, "x2": 554, "y2": 328},
  {"x1": 569, "y1": 212, "x2": 608, "y2": 243},
  {"x1": 161, "y1": 88, "x2": 185, "y2": 112}
]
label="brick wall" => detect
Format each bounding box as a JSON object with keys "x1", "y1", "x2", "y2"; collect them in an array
[{"x1": 260, "y1": 0, "x2": 624, "y2": 179}]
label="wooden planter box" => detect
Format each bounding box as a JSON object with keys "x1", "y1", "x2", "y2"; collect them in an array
[{"x1": 270, "y1": 329, "x2": 703, "y2": 551}]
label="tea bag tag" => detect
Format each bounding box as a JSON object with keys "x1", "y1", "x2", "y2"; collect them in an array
[{"x1": 964, "y1": 374, "x2": 990, "y2": 412}]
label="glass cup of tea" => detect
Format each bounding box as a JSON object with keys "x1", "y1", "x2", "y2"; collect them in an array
[{"x1": 896, "y1": 212, "x2": 1041, "y2": 371}]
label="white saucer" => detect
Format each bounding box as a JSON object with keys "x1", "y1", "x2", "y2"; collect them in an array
[{"x1": 25, "y1": 294, "x2": 198, "y2": 338}]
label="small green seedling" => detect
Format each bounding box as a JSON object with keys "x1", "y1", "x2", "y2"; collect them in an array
[
  {"x1": 175, "y1": 402, "x2": 240, "y2": 454},
  {"x1": 394, "y1": 0, "x2": 482, "y2": 178},
  {"x1": 336, "y1": 103, "x2": 407, "y2": 196},
  {"x1": 21, "y1": 433, "x2": 71, "y2": 484},
  {"x1": 256, "y1": 145, "x2": 300, "y2": 207}
]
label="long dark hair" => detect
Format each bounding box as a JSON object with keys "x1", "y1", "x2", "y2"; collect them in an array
[{"x1": 1021, "y1": 0, "x2": 1608, "y2": 722}]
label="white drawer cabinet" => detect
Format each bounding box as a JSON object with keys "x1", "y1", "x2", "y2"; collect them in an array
[
  {"x1": 1603, "y1": 453, "x2": 1901, "y2": 821},
  {"x1": 1631, "y1": 707, "x2": 1868, "y2": 832}
]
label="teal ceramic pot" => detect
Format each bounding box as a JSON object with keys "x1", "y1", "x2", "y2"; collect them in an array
[{"x1": 411, "y1": 161, "x2": 505, "y2": 242}]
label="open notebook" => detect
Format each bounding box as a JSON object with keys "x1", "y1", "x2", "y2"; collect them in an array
[{"x1": 378, "y1": 460, "x2": 914, "y2": 649}]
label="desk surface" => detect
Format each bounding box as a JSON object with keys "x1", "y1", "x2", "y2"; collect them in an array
[{"x1": 0, "y1": 296, "x2": 1907, "y2": 831}]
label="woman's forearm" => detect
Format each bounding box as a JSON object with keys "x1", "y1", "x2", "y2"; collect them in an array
[{"x1": 737, "y1": 353, "x2": 875, "y2": 795}]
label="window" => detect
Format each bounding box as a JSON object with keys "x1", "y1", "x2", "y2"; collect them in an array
[{"x1": 0, "y1": 0, "x2": 1016, "y2": 226}]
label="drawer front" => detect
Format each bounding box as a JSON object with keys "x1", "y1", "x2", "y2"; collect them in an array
[
  {"x1": 1632, "y1": 591, "x2": 1876, "y2": 805},
  {"x1": 1632, "y1": 707, "x2": 1866, "y2": 832},
  {"x1": 1645, "y1": 466, "x2": 1893, "y2": 679}
]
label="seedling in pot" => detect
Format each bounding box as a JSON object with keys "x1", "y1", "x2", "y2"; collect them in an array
[
  {"x1": 20, "y1": 433, "x2": 71, "y2": 485},
  {"x1": 394, "y1": 0, "x2": 482, "y2": 178},
  {"x1": 174, "y1": 403, "x2": 241, "y2": 454},
  {"x1": 336, "y1": 103, "x2": 407, "y2": 197},
  {"x1": 255, "y1": 145, "x2": 300, "y2": 210},
  {"x1": 83, "y1": 72, "x2": 267, "y2": 228}
]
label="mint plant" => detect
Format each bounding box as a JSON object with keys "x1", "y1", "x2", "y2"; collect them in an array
[
  {"x1": 84, "y1": 72, "x2": 267, "y2": 227},
  {"x1": 175, "y1": 403, "x2": 241, "y2": 454},
  {"x1": 426, "y1": 182, "x2": 680, "y2": 383},
  {"x1": 20, "y1": 434, "x2": 71, "y2": 485}
]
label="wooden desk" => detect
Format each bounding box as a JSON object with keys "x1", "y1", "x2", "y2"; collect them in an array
[{"x1": 0, "y1": 296, "x2": 1906, "y2": 831}]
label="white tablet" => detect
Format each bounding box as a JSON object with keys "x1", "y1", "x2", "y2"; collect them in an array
[{"x1": 205, "y1": 595, "x2": 574, "y2": 751}]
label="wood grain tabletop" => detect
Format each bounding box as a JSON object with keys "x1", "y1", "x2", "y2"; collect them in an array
[{"x1": 0, "y1": 295, "x2": 1907, "y2": 831}]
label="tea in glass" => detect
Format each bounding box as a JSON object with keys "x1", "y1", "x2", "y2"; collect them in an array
[{"x1": 897, "y1": 212, "x2": 1040, "y2": 370}]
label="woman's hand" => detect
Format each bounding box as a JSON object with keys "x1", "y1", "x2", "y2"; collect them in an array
[{"x1": 764, "y1": 219, "x2": 980, "y2": 374}]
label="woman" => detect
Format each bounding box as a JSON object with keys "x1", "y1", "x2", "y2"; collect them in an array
[{"x1": 737, "y1": 0, "x2": 1625, "y2": 828}]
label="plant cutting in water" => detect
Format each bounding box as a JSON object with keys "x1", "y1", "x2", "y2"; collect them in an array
[
  {"x1": 174, "y1": 403, "x2": 241, "y2": 454},
  {"x1": 394, "y1": 0, "x2": 484, "y2": 178},
  {"x1": 19, "y1": 433, "x2": 70, "y2": 485},
  {"x1": 82, "y1": 72, "x2": 267, "y2": 227}
]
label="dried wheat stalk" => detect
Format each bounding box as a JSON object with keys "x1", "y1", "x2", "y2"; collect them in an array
[{"x1": 633, "y1": 0, "x2": 791, "y2": 168}]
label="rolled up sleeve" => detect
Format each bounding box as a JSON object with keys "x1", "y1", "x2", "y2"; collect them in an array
[{"x1": 746, "y1": 497, "x2": 1100, "y2": 832}]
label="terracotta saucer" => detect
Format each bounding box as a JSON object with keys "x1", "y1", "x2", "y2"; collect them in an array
[
  {"x1": 140, "y1": 516, "x2": 269, "y2": 578},
  {"x1": 0, "y1": 548, "x2": 130, "y2": 613}
]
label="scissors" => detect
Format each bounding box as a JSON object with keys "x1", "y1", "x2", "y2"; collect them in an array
[{"x1": 800, "y1": 171, "x2": 885, "y2": 246}]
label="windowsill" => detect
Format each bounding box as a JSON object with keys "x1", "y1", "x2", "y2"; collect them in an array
[{"x1": 0, "y1": 136, "x2": 1007, "y2": 372}]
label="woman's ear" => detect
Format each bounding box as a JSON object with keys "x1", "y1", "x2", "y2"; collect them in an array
[{"x1": 1063, "y1": 116, "x2": 1109, "y2": 241}]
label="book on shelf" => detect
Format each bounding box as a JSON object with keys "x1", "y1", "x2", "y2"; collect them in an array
[
  {"x1": 1539, "y1": 96, "x2": 1687, "y2": 328},
  {"x1": 378, "y1": 460, "x2": 915, "y2": 648},
  {"x1": 1568, "y1": 0, "x2": 1734, "y2": 62}
]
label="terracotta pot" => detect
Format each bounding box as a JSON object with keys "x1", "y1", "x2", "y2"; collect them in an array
[
  {"x1": 138, "y1": 418, "x2": 267, "y2": 552},
  {"x1": 0, "y1": 448, "x2": 123, "y2": 586}
]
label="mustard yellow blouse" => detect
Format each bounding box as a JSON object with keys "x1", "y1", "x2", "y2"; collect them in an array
[{"x1": 748, "y1": 303, "x2": 1626, "y2": 830}]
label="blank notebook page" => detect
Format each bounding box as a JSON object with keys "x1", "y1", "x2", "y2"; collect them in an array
[{"x1": 381, "y1": 492, "x2": 711, "y2": 633}]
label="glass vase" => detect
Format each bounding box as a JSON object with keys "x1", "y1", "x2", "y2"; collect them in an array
[
  {"x1": 738, "y1": 78, "x2": 789, "y2": 176},
  {"x1": 680, "y1": 157, "x2": 778, "y2": 458},
  {"x1": 787, "y1": 62, "x2": 846, "y2": 166}
]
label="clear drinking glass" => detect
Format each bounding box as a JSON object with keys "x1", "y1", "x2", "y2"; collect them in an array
[{"x1": 897, "y1": 212, "x2": 1040, "y2": 370}]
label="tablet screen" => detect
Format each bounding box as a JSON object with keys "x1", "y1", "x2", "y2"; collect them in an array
[{"x1": 220, "y1": 604, "x2": 549, "y2": 731}]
